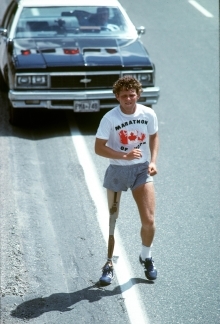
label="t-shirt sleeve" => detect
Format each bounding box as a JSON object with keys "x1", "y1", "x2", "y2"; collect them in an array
[
  {"x1": 96, "y1": 115, "x2": 112, "y2": 140},
  {"x1": 147, "y1": 110, "x2": 158, "y2": 135}
]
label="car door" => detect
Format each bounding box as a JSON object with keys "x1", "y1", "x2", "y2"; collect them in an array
[{"x1": 0, "y1": 0, "x2": 18, "y2": 82}]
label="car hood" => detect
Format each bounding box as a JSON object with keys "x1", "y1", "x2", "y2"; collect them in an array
[{"x1": 13, "y1": 37, "x2": 152, "y2": 69}]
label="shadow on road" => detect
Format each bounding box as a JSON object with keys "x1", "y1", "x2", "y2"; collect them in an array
[{"x1": 11, "y1": 278, "x2": 153, "y2": 319}]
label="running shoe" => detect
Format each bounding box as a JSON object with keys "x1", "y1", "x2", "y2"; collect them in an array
[
  {"x1": 139, "y1": 256, "x2": 157, "y2": 280},
  {"x1": 99, "y1": 263, "x2": 114, "y2": 285}
]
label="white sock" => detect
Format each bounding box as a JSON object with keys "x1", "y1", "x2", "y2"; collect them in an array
[{"x1": 141, "y1": 244, "x2": 152, "y2": 260}]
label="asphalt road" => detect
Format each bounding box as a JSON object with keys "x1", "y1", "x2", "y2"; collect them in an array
[{"x1": 0, "y1": 1, "x2": 219, "y2": 324}]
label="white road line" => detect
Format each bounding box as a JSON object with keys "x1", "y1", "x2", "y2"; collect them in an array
[
  {"x1": 188, "y1": 0, "x2": 213, "y2": 17},
  {"x1": 68, "y1": 115, "x2": 150, "y2": 324}
]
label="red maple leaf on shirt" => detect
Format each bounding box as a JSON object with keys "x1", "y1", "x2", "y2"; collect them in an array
[
  {"x1": 119, "y1": 130, "x2": 146, "y2": 144},
  {"x1": 128, "y1": 132, "x2": 137, "y2": 141}
]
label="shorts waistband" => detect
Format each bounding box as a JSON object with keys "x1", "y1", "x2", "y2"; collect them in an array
[{"x1": 110, "y1": 161, "x2": 149, "y2": 169}]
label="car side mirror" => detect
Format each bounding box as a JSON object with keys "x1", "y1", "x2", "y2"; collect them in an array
[
  {"x1": 0, "y1": 28, "x2": 8, "y2": 37},
  {"x1": 136, "y1": 26, "x2": 146, "y2": 36},
  {"x1": 7, "y1": 39, "x2": 13, "y2": 55}
]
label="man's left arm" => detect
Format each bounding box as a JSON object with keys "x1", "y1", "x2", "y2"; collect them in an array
[{"x1": 148, "y1": 132, "x2": 159, "y2": 176}]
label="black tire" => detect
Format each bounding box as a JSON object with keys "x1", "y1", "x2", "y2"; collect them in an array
[
  {"x1": 0, "y1": 70, "x2": 8, "y2": 92},
  {"x1": 9, "y1": 103, "x2": 25, "y2": 126}
]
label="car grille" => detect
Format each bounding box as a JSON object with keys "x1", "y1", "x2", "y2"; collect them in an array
[{"x1": 51, "y1": 74, "x2": 120, "y2": 89}]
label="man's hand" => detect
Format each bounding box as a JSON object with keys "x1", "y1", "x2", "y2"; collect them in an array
[
  {"x1": 148, "y1": 162, "x2": 157, "y2": 176},
  {"x1": 126, "y1": 149, "x2": 142, "y2": 160}
]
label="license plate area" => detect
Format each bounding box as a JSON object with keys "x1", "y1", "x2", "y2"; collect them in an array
[{"x1": 74, "y1": 100, "x2": 100, "y2": 112}]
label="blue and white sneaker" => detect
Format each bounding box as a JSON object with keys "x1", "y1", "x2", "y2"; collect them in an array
[
  {"x1": 139, "y1": 256, "x2": 157, "y2": 280},
  {"x1": 99, "y1": 263, "x2": 114, "y2": 286}
]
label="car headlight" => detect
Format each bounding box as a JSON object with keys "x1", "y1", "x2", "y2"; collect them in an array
[
  {"x1": 17, "y1": 75, "x2": 47, "y2": 87},
  {"x1": 137, "y1": 73, "x2": 152, "y2": 85},
  {"x1": 17, "y1": 76, "x2": 31, "y2": 85},
  {"x1": 31, "y1": 76, "x2": 47, "y2": 85},
  {"x1": 122, "y1": 73, "x2": 152, "y2": 85}
]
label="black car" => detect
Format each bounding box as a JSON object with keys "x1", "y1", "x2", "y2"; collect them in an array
[{"x1": 0, "y1": 0, "x2": 160, "y2": 125}]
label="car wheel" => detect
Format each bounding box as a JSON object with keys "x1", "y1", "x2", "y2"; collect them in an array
[
  {"x1": 9, "y1": 103, "x2": 25, "y2": 126},
  {"x1": 0, "y1": 70, "x2": 8, "y2": 92}
]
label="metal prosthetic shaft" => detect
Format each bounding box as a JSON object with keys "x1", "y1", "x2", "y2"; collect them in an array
[{"x1": 107, "y1": 190, "x2": 121, "y2": 261}]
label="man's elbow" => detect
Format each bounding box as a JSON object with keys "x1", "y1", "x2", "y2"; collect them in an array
[
  {"x1": 94, "y1": 143, "x2": 99, "y2": 155},
  {"x1": 95, "y1": 138, "x2": 107, "y2": 156},
  {"x1": 94, "y1": 147, "x2": 100, "y2": 155},
  {"x1": 94, "y1": 141, "x2": 102, "y2": 156}
]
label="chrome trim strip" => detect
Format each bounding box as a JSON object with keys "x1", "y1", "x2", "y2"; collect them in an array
[{"x1": 9, "y1": 87, "x2": 160, "y2": 108}]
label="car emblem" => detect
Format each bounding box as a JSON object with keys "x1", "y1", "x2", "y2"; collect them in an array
[{"x1": 80, "y1": 77, "x2": 91, "y2": 83}]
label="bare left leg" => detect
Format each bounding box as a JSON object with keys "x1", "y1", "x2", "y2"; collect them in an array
[
  {"x1": 132, "y1": 182, "x2": 157, "y2": 280},
  {"x1": 132, "y1": 182, "x2": 156, "y2": 247}
]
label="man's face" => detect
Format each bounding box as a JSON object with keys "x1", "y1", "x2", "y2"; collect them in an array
[
  {"x1": 115, "y1": 88, "x2": 140, "y2": 114},
  {"x1": 99, "y1": 11, "x2": 109, "y2": 24}
]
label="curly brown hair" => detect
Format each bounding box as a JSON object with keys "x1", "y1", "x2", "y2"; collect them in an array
[{"x1": 112, "y1": 76, "x2": 143, "y2": 95}]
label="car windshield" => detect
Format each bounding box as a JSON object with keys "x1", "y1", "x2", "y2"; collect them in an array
[{"x1": 15, "y1": 6, "x2": 136, "y2": 38}]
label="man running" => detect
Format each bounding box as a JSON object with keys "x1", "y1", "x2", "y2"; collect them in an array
[{"x1": 95, "y1": 76, "x2": 159, "y2": 285}]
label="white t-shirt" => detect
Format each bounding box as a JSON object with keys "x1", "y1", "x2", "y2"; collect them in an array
[{"x1": 96, "y1": 104, "x2": 158, "y2": 166}]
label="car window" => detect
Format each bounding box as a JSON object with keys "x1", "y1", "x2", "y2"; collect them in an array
[{"x1": 15, "y1": 6, "x2": 135, "y2": 38}]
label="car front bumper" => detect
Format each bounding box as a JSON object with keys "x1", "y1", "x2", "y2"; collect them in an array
[{"x1": 9, "y1": 86, "x2": 160, "y2": 109}]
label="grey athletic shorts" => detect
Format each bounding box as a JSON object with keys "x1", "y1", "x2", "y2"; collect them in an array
[{"x1": 103, "y1": 161, "x2": 153, "y2": 192}]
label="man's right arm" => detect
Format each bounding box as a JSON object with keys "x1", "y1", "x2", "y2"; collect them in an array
[{"x1": 94, "y1": 138, "x2": 142, "y2": 160}]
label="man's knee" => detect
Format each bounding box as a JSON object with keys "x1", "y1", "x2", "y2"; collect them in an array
[
  {"x1": 142, "y1": 215, "x2": 155, "y2": 228},
  {"x1": 107, "y1": 191, "x2": 121, "y2": 216}
]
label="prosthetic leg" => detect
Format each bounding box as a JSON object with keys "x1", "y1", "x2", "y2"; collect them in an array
[
  {"x1": 99, "y1": 190, "x2": 122, "y2": 285},
  {"x1": 106, "y1": 190, "x2": 121, "y2": 264}
]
